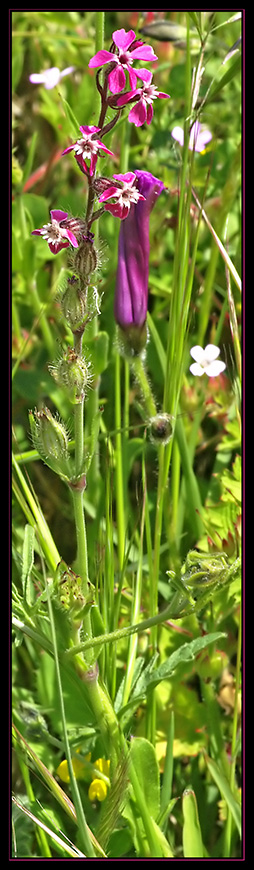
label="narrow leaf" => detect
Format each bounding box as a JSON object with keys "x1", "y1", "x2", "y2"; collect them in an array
[{"x1": 182, "y1": 789, "x2": 204, "y2": 857}]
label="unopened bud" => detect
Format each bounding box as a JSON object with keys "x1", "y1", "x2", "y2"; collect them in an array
[
  {"x1": 148, "y1": 412, "x2": 175, "y2": 445},
  {"x1": 73, "y1": 234, "x2": 98, "y2": 284},
  {"x1": 29, "y1": 407, "x2": 72, "y2": 478},
  {"x1": 61, "y1": 277, "x2": 87, "y2": 332},
  {"x1": 49, "y1": 347, "x2": 91, "y2": 404}
]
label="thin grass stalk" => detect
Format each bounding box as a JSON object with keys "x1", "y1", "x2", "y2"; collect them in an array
[{"x1": 223, "y1": 609, "x2": 242, "y2": 856}]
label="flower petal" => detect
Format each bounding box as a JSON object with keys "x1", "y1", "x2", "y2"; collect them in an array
[
  {"x1": 89, "y1": 50, "x2": 115, "y2": 68},
  {"x1": 189, "y1": 362, "x2": 205, "y2": 376},
  {"x1": 190, "y1": 345, "x2": 206, "y2": 363},
  {"x1": 112, "y1": 28, "x2": 136, "y2": 51},
  {"x1": 171, "y1": 126, "x2": 185, "y2": 146},
  {"x1": 108, "y1": 64, "x2": 126, "y2": 93},
  {"x1": 130, "y1": 45, "x2": 157, "y2": 62},
  {"x1": 204, "y1": 344, "x2": 221, "y2": 361},
  {"x1": 205, "y1": 360, "x2": 226, "y2": 377},
  {"x1": 128, "y1": 99, "x2": 147, "y2": 127}
]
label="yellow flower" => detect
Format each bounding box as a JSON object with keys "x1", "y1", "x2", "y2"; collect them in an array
[
  {"x1": 56, "y1": 750, "x2": 91, "y2": 783},
  {"x1": 88, "y1": 778, "x2": 108, "y2": 802},
  {"x1": 88, "y1": 758, "x2": 110, "y2": 803}
]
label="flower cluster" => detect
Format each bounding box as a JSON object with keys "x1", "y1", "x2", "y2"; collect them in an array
[
  {"x1": 56, "y1": 753, "x2": 110, "y2": 802},
  {"x1": 89, "y1": 27, "x2": 170, "y2": 126}
]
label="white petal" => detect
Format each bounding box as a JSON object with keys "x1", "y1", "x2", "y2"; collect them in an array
[
  {"x1": 189, "y1": 362, "x2": 205, "y2": 376},
  {"x1": 190, "y1": 345, "x2": 205, "y2": 363},
  {"x1": 29, "y1": 73, "x2": 45, "y2": 83},
  {"x1": 205, "y1": 361, "x2": 226, "y2": 377},
  {"x1": 204, "y1": 344, "x2": 220, "y2": 361},
  {"x1": 60, "y1": 66, "x2": 75, "y2": 78},
  {"x1": 171, "y1": 126, "x2": 184, "y2": 146},
  {"x1": 43, "y1": 68, "x2": 61, "y2": 89}
]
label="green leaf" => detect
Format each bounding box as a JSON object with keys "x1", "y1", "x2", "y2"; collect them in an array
[
  {"x1": 22, "y1": 525, "x2": 35, "y2": 607},
  {"x1": 132, "y1": 632, "x2": 226, "y2": 701},
  {"x1": 204, "y1": 754, "x2": 241, "y2": 836},
  {"x1": 129, "y1": 737, "x2": 160, "y2": 822},
  {"x1": 205, "y1": 55, "x2": 241, "y2": 106},
  {"x1": 182, "y1": 789, "x2": 204, "y2": 857}
]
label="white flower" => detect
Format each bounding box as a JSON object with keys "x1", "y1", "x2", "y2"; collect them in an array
[
  {"x1": 189, "y1": 344, "x2": 226, "y2": 377},
  {"x1": 29, "y1": 66, "x2": 74, "y2": 90}
]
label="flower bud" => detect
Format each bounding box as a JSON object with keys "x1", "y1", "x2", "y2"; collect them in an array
[
  {"x1": 29, "y1": 407, "x2": 72, "y2": 478},
  {"x1": 73, "y1": 234, "x2": 98, "y2": 285},
  {"x1": 61, "y1": 277, "x2": 88, "y2": 332},
  {"x1": 148, "y1": 412, "x2": 175, "y2": 445},
  {"x1": 49, "y1": 347, "x2": 91, "y2": 404},
  {"x1": 55, "y1": 560, "x2": 94, "y2": 627}
]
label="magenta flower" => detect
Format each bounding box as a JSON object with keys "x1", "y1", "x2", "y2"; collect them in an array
[
  {"x1": 117, "y1": 71, "x2": 170, "y2": 126},
  {"x1": 114, "y1": 170, "x2": 164, "y2": 331},
  {"x1": 31, "y1": 209, "x2": 79, "y2": 254},
  {"x1": 97, "y1": 171, "x2": 145, "y2": 220},
  {"x1": 29, "y1": 66, "x2": 74, "y2": 90},
  {"x1": 172, "y1": 121, "x2": 212, "y2": 152},
  {"x1": 88, "y1": 27, "x2": 157, "y2": 94},
  {"x1": 62, "y1": 125, "x2": 114, "y2": 177}
]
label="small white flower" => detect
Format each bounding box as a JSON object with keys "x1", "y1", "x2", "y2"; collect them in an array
[
  {"x1": 29, "y1": 66, "x2": 74, "y2": 90},
  {"x1": 189, "y1": 344, "x2": 226, "y2": 377}
]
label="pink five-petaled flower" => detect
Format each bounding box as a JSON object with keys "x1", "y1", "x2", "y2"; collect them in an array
[
  {"x1": 172, "y1": 121, "x2": 212, "y2": 153},
  {"x1": 97, "y1": 171, "x2": 146, "y2": 220},
  {"x1": 62, "y1": 125, "x2": 114, "y2": 177},
  {"x1": 31, "y1": 209, "x2": 79, "y2": 254},
  {"x1": 29, "y1": 66, "x2": 74, "y2": 90},
  {"x1": 189, "y1": 345, "x2": 226, "y2": 377},
  {"x1": 88, "y1": 27, "x2": 157, "y2": 94},
  {"x1": 116, "y1": 70, "x2": 170, "y2": 127}
]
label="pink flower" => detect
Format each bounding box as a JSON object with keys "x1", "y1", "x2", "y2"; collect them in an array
[
  {"x1": 117, "y1": 71, "x2": 170, "y2": 126},
  {"x1": 172, "y1": 121, "x2": 212, "y2": 152},
  {"x1": 29, "y1": 66, "x2": 74, "y2": 90},
  {"x1": 97, "y1": 171, "x2": 145, "y2": 220},
  {"x1": 31, "y1": 209, "x2": 79, "y2": 254},
  {"x1": 88, "y1": 27, "x2": 157, "y2": 94},
  {"x1": 62, "y1": 125, "x2": 114, "y2": 177}
]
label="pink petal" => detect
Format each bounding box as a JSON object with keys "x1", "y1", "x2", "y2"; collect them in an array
[
  {"x1": 134, "y1": 68, "x2": 153, "y2": 84},
  {"x1": 130, "y1": 45, "x2": 157, "y2": 61},
  {"x1": 128, "y1": 100, "x2": 147, "y2": 127},
  {"x1": 50, "y1": 209, "x2": 69, "y2": 222},
  {"x1": 128, "y1": 66, "x2": 138, "y2": 90},
  {"x1": 79, "y1": 125, "x2": 100, "y2": 135},
  {"x1": 98, "y1": 186, "x2": 120, "y2": 203},
  {"x1": 108, "y1": 64, "x2": 126, "y2": 93},
  {"x1": 112, "y1": 28, "x2": 136, "y2": 51},
  {"x1": 89, "y1": 50, "x2": 115, "y2": 68},
  {"x1": 117, "y1": 89, "x2": 140, "y2": 107},
  {"x1": 146, "y1": 103, "x2": 154, "y2": 125},
  {"x1": 113, "y1": 172, "x2": 136, "y2": 184},
  {"x1": 63, "y1": 229, "x2": 79, "y2": 247}
]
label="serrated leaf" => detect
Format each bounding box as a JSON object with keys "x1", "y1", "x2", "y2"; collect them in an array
[{"x1": 131, "y1": 632, "x2": 226, "y2": 701}]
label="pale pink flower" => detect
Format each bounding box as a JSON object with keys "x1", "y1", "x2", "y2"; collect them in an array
[
  {"x1": 29, "y1": 66, "x2": 74, "y2": 90},
  {"x1": 172, "y1": 121, "x2": 212, "y2": 152}
]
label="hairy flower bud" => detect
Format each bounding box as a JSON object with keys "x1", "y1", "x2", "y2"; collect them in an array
[
  {"x1": 148, "y1": 412, "x2": 175, "y2": 445},
  {"x1": 49, "y1": 348, "x2": 91, "y2": 403},
  {"x1": 73, "y1": 234, "x2": 98, "y2": 285},
  {"x1": 29, "y1": 407, "x2": 72, "y2": 478}
]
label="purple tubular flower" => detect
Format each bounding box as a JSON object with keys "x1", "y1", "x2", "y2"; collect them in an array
[{"x1": 114, "y1": 170, "x2": 164, "y2": 334}]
